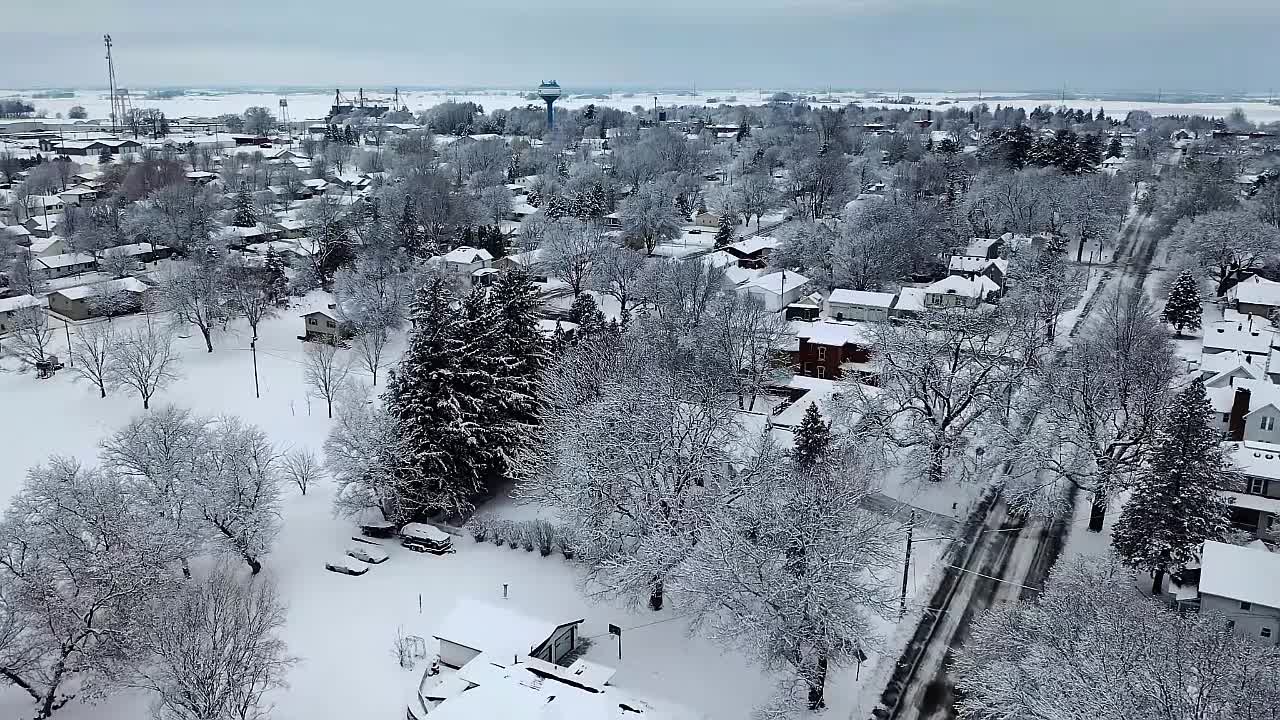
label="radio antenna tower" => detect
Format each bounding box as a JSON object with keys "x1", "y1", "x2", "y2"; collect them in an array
[{"x1": 104, "y1": 34, "x2": 121, "y2": 131}]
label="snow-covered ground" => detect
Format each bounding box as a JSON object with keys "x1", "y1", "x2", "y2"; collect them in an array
[
  {"x1": 0, "y1": 294, "x2": 942, "y2": 720},
  {"x1": 6, "y1": 87, "x2": 1276, "y2": 125}
]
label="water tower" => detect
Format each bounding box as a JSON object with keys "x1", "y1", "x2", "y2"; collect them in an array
[{"x1": 537, "y1": 80, "x2": 562, "y2": 129}]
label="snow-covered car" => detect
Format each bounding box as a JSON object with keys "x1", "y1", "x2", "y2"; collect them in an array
[
  {"x1": 347, "y1": 545, "x2": 389, "y2": 564},
  {"x1": 400, "y1": 523, "x2": 455, "y2": 555},
  {"x1": 325, "y1": 557, "x2": 369, "y2": 576}
]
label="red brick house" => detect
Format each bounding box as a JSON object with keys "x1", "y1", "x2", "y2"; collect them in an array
[{"x1": 791, "y1": 320, "x2": 874, "y2": 380}]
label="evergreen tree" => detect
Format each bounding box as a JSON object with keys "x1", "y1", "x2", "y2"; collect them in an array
[
  {"x1": 1077, "y1": 132, "x2": 1104, "y2": 172},
  {"x1": 1162, "y1": 270, "x2": 1203, "y2": 336},
  {"x1": 479, "y1": 225, "x2": 507, "y2": 260},
  {"x1": 395, "y1": 195, "x2": 422, "y2": 251},
  {"x1": 487, "y1": 270, "x2": 550, "y2": 434},
  {"x1": 792, "y1": 403, "x2": 830, "y2": 470},
  {"x1": 1111, "y1": 378, "x2": 1232, "y2": 595},
  {"x1": 1106, "y1": 136, "x2": 1124, "y2": 159},
  {"x1": 383, "y1": 280, "x2": 492, "y2": 519},
  {"x1": 232, "y1": 186, "x2": 257, "y2": 228},
  {"x1": 1004, "y1": 124, "x2": 1035, "y2": 169},
  {"x1": 568, "y1": 293, "x2": 606, "y2": 339},
  {"x1": 262, "y1": 248, "x2": 289, "y2": 304},
  {"x1": 714, "y1": 212, "x2": 736, "y2": 248}
]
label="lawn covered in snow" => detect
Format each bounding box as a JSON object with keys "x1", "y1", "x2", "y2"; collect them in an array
[{"x1": 0, "y1": 295, "x2": 943, "y2": 720}]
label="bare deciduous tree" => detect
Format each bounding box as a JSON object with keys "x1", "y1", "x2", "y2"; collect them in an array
[
  {"x1": 540, "y1": 218, "x2": 608, "y2": 297},
  {"x1": 2, "y1": 306, "x2": 53, "y2": 371},
  {"x1": 195, "y1": 416, "x2": 282, "y2": 575},
  {"x1": 135, "y1": 563, "x2": 297, "y2": 720},
  {"x1": 68, "y1": 321, "x2": 118, "y2": 397},
  {"x1": 280, "y1": 447, "x2": 324, "y2": 495},
  {"x1": 304, "y1": 342, "x2": 352, "y2": 419},
  {"x1": 113, "y1": 321, "x2": 181, "y2": 409},
  {"x1": 158, "y1": 254, "x2": 232, "y2": 353}
]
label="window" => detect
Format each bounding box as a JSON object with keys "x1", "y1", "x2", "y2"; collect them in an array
[
  {"x1": 816, "y1": 346, "x2": 827, "y2": 362},
  {"x1": 326, "y1": 321, "x2": 336, "y2": 329},
  {"x1": 1223, "y1": 413, "x2": 1231, "y2": 423},
  {"x1": 308, "y1": 318, "x2": 317, "y2": 325},
  {"x1": 1263, "y1": 416, "x2": 1277, "y2": 432},
  {"x1": 1250, "y1": 478, "x2": 1267, "y2": 495},
  {"x1": 1242, "y1": 601, "x2": 1253, "y2": 610},
  {"x1": 816, "y1": 365, "x2": 827, "y2": 379},
  {"x1": 803, "y1": 363, "x2": 811, "y2": 375},
  {"x1": 1263, "y1": 627, "x2": 1273, "y2": 639}
]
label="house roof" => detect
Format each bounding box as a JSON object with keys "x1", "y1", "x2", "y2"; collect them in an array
[
  {"x1": 1202, "y1": 323, "x2": 1275, "y2": 356},
  {"x1": 105, "y1": 242, "x2": 169, "y2": 257},
  {"x1": 948, "y1": 256, "x2": 1008, "y2": 275},
  {"x1": 726, "y1": 236, "x2": 779, "y2": 257},
  {"x1": 926, "y1": 274, "x2": 982, "y2": 298},
  {"x1": 53, "y1": 277, "x2": 149, "y2": 301},
  {"x1": 792, "y1": 320, "x2": 873, "y2": 347},
  {"x1": 829, "y1": 289, "x2": 895, "y2": 308},
  {"x1": 35, "y1": 252, "x2": 95, "y2": 269},
  {"x1": 1226, "y1": 440, "x2": 1280, "y2": 481},
  {"x1": 432, "y1": 600, "x2": 583, "y2": 663},
  {"x1": 895, "y1": 287, "x2": 927, "y2": 313},
  {"x1": 747, "y1": 270, "x2": 810, "y2": 296},
  {"x1": 1231, "y1": 276, "x2": 1280, "y2": 308},
  {"x1": 1199, "y1": 540, "x2": 1280, "y2": 609},
  {"x1": 0, "y1": 294, "x2": 42, "y2": 313},
  {"x1": 443, "y1": 246, "x2": 494, "y2": 264}
]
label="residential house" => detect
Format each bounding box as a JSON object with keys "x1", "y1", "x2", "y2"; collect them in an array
[
  {"x1": 1200, "y1": 350, "x2": 1267, "y2": 389},
  {"x1": 1230, "y1": 276, "x2": 1280, "y2": 319},
  {"x1": 185, "y1": 171, "x2": 217, "y2": 185},
  {"x1": 924, "y1": 275, "x2": 996, "y2": 309},
  {"x1": 1222, "y1": 441, "x2": 1280, "y2": 540},
  {"x1": 58, "y1": 185, "x2": 99, "y2": 207},
  {"x1": 723, "y1": 236, "x2": 779, "y2": 269},
  {"x1": 302, "y1": 310, "x2": 342, "y2": 343},
  {"x1": 23, "y1": 236, "x2": 66, "y2": 257},
  {"x1": 964, "y1": 237, "x2": 1003, "y2": 259},
  {"x1": 507, "y1": 200, "x2": 538, "y2": 222},
  {"x1": 47, "y1": 277, "x2": 150, "y2": 320},
  {"x1": 742, "y1": 270, "x2": 810, "y2": 313},
  {"x1": 24, "y1": 214, "x2": 61, "y2": 239},
  {"x1": 1197, "y1": 540, "x2": 1280, "y2": 644},
  {"x1": 786, "y1": 292, "x2": 823, "y2": 321},
  {"x1": 790, "y1": 320, "x2": 874, "y2": 380},
  {"x1": 1223, "y1": 382, "x2": 1280, "y2": 443},
  {"x1": 0, "y1": 224, "x2": 32, "y2": 247},
  {"x1": 495, "y1": 249, "x2": 548, "y2": 284},
  {"x1": 0, "y1": 294, "x2": 43, "y2": 334},
  {"x1": 892, "y1": 287, "x2": 927, "y2": 319},
  {"x1": 828, "y1": 289, "x2": 896, "y2": 322},
  {"x1": 32, "y1": 252, "x2": 97, "y2": 279},
  {"x1": 409, "y1": 653, "x2": 663, "y2": 720},
  {"x1": 1202, "y1": 322, "x2": 1274, "y2": 360},
  {"x1": 431, "y1": 600, "x2": 584, "y2": 669},
  {"x1": 947, "y1": 255, "x2": 1008, "y2": 291},
  {"x1": 693, "y1": 210, "x2": 723, "y2": 228},
  {"x1": 603, "y1": 211, "x2": 623, "y2": 229},
  {"x1": 441, "y1": 246, "x2": 494, "y2": 286},
  {"x1": 104, "y1": 242, "x2": 174, "y2": 264}
]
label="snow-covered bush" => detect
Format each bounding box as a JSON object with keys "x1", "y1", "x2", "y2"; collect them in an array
[
  {"x1": 467, "y1": 515, "x2": 490, "y2": 542},
  {"x1": 490, "y1": 519, "x2": 509, "y2": 546},
  {"x1": 532, "y1": 520, "x2": 555, "y2": 556},
  {"x1": 557, "y1": 526, "x2": 578, "y2": 560},
  {"x1": 508, "y1": 522, "x2": 523, "y2": 549},
  {"x1": 519, "y1": 521, "x2": 535, "y2": 552}
]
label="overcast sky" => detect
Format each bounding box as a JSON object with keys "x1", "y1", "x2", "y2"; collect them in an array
[{"x1": 2, "y1": 0, "x2": 1276, "y2": 92}]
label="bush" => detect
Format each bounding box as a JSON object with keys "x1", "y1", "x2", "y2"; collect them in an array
[
  {"x1": 467, "y1": 515, "x2": 489, "y2": 542},
  {"x1": 519, "y1": 521, "x2": 535, "y2": 552},
  {"x1": 532, "y1": 520, "x2": 555, "y2": 556},
  {"x1": 507, "y1": 522, "x2": 521, "y2": 549},
  {"x1": 490, "y1": 519, "x2": 509, "y2": 546},
  {"x1": 557, "y1": 526, "x2": 578, "y2": 560}
]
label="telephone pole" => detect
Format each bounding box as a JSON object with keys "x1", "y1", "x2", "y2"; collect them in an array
[
  {"x1": 251, "y1": 339, "x2": 260, "y2": 398},
  {"x1": 899, "y1": 511, "x2": 915, "y2": 618},
  {"x1": 104, "y1": 34, "x2": 119, "y2": 132}
]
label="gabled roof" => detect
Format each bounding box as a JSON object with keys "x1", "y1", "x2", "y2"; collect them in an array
[
  {"x1": 792, "y1": 320, "x2": 873, "y2": 347},
  {"x1": 746, "y1": 270, "x2": 809, "y2": 296},
  {"x1": 443, "y1": 246, "x2": 494, "y2": 264},
  {"x1": 1231, "y1": 276, "x2": 1280, "y2": 308},
  {"x1": 53, "y1": 277, "x2": 149, "y2": 301},
  {"x1": 0, "y1": 294, "x2": 42, "y2": 313},
  {"x1": 926, "y1": 274, "x2": 982, "y2": 298},
  {"x1": 34, "y1": 252, "x2": 95, "y2": 269},
  {"x1": 1200, "y1": 540, "x2": 1280, "y2": 609},
  {"x1": 432, "y1": 600, "x2": 583, "y2": 662}
]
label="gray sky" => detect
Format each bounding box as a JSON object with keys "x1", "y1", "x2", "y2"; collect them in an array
[{"x1": 2, "y1": 0, "x2": 1276, "y2": 92}]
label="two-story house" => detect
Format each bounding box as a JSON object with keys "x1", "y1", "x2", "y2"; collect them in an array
[
  {"x1": 947, "y1": 256, "x2": 1008, "y2": 291},
  {"x1": 1198, "y1": 540, "x2": 1280, "y2": 644},
  {"x1": 790, "y1": 320, "x2": 873, "y2": 380},
  {"x1": 1222, "y1": 440, "x2": 1280, "y2": 539}
]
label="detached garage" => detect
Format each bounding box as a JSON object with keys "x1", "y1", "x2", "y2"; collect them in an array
[{"x1": 432, "y1": 600, "x2": 584, "y2": 669}]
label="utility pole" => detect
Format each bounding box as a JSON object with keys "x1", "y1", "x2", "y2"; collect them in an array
[
  {"x1": 63, "y1": 319, "x2": 73, "y2": 367},
  {"x1": 899, "y1": 511, "x2": 915, "y2": 619},
  {"x1": 251, "y1": 339, "x2": 260, "y2": 398}
]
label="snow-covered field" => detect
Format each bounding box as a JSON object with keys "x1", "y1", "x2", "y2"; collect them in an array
[
  {"x1": 5, "y1": 86, "x2": 1279, "y2": 124},
  {"x1": 0, "y1": 295, "x2": 943, "y2": 720}
]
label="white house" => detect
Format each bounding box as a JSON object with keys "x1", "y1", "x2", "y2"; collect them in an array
[
  {"x1": 1221, "y1": 441, "x2": 1280, "y2": 539},
  {"x1": 0, "y1": 294, "x2": 43, "y2": 334},
  {"x1": 742, "y1": 271, "x2": 810, "y2": 312},
  {"x1": 431, "y1": 600, "x2": 584, "y2": 669},
  {"x1": 1201, "y1": 322, "x2": 1275, "y2": 359},
  {"x1": 1198, "y1": 541, "x2": 1280, "y2": 644},
  {"x1": 827, "y1": 289, "x2": 896, "y2": 322},
  {"x1": 1199, "y1": 350, "x2": 1268, "y2": 389},
  {"x1": 32, "y1": 252, "x2": 97, "y2": 279},
  {"x1": 924, "y1": 275, "x2": 992, "y2": 309},
  {"x1": 441, "y1": 246, "x2": 494, "y2": 283},
  {"x1": 1230, "y1": 276, "x2": 1280, "y2": 318}
]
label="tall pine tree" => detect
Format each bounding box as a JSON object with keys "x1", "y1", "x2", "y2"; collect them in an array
[
  {"x1": 714, "y1": 212, "x2": 736, "y2": 248},
  {"x1": 232, "y1": 186, "x2": 257, "y2": 228},
  {"x1": 1162, "y1": 270, "x2": 1203, "y2": 336},
  {"x1": 1111, "y1": 378, "x2": 1232, "y2": 595},
  {"x1": 792, "y1": 403, "x2": 830, "y2": 470}
]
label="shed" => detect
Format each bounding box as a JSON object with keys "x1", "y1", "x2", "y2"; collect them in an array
[{"x1": 432, "y1": 600, "x2": 584, "y2": 669}]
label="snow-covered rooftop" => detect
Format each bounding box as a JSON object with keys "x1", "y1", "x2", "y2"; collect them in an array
[
  {"x1": 1202, "y1": 322, "x2": 1275, "y2": 356},
  {"x1": 0, "y1": 294, "x2": 42, "y2": 314},
  {"x1": 53, "y1": 277, "x2": 149, "y2": 301},
  {"x1": 895, "y1": 287, "x2": 927, "y2": 313},
  {"x1": 725, "y1": 235, "x2": 779, "y2": 256},
  {"x1": 443, "y1": 246, "x2": 494, "y2": 265},
  {"x1": 926, "y1": 274, "x2": 982, "y2": 298},
  {"x1": 747, "y1": 270, "x2": 809, "y2": 296},
  {"x1": 792, "y1": 320, "x2": 873, "y2": 348},
  {"x1": 1227, "y1": 440, "x2": 1280, "y2": 481},
  {"x1": 828, "y1": 289, "x2": 895, "y2": 308},
  {"x1": 1200, "y1": 540, "x2": 1280, "y2": 609},
  {"x1": 432, "y1": 600, "x2": 582, "y2": 662},
  {"x1": 34, "y1": 252, "x2": 95, "y2": 269},
  {"x1": 1231, "y1": 276, "x2": 1280, "y2": 308}
]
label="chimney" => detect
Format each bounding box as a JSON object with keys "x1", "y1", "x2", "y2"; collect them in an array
[{"x1": 1229, "y1": 387, "x2": 1252, "y2": 441}]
